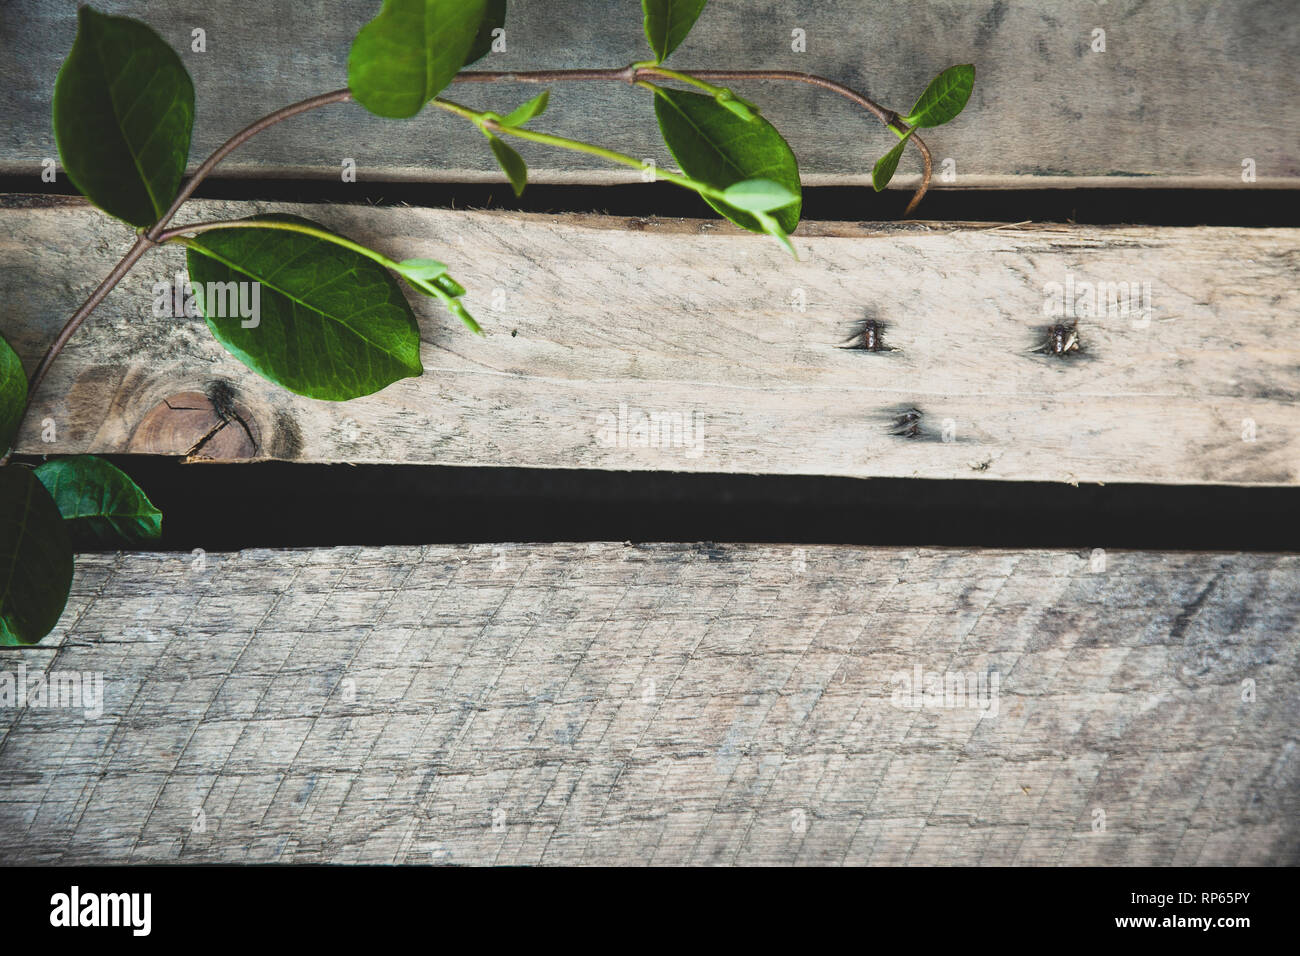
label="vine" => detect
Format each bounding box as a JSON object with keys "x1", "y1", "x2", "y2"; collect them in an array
[{"x1": 0, "y1": 0, "x2": 973, "y2": 644}]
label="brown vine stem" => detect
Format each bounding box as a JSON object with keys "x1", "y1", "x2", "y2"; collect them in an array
[{"x1": 150, "y1": 89, "x2": 355, "y2": 238}]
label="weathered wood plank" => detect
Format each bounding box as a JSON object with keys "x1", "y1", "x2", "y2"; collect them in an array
[
  {"x1": 1, "y1": 544, "x2": 1296, "y2": 865},
  {"x1": 3, "y1": 199, "x2": 1298, "y2": 484},
  {"x1": 1, "y1": 0, "x2": 1296, "y2": 187}
]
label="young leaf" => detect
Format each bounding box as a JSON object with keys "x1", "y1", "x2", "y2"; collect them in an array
[
  {"x1": 498, "y1": 91, "x2": 550, "y2": 128},
  {"x1": 720, "y1": 178, "x2": 799, "y2": 213},
  {"x1": 395, "y1": 264, "x2": 479, "y2": 333},
  {"x1": 0, "y1": 467, "x2": 73, "y2": 646},
  {"x1": 654, "y1": 87, "x2": 802, "y2": 234},
  {"x1": 52, "y1": 6, "x2": 195, "y2": 228},
  {"x1": 0, "y1": 333, "x2": 26, "y2": 456},
  {"x1": 904, "y1": 64, "x2": 975, "y2": 129},
  {"x1": 465, "y1": 0, "x2": 507, "y2": 66},
  {"x1": 753, "y1": 212, "x2": 796, "y2": 258},
  {"x1": 872, "y1": 130, "x2": 913, "y2": 192},
  {"x1": 642, "y1": 0, "x2": 709, "y2": 63},
  {"x1": 445, "y1": 299, "x2": 483, "y2": 335},
  {"x1": 34, "y1": 456, "x2": 162, "y2": 548},
  {"x1": 348, "y1": 0, "x2": 488, "y2": 118},
  {"x1": 488, "y1": 135, "x2": 528, "y2": 196},
  {"x1": 186, "y1": 215, "x2": 423, "y2": 401},
  {"x1": 432, "y1": 274, "x2": 467, "y2": 298},
  {"x1": 397, "y1": 259, "x2": 450, "y2": 282},
  {"x1": 715, "y1": 96, "x2": 757, "y2": 122}
]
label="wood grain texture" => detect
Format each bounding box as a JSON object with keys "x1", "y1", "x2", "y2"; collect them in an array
[
  {"x1": 1, "y1": 544, "x2": 1296, "y2": 865},
  {"x1": 3, "y1": 198, "x2": 1298, "y2": 484},
  {"x1": 1, "y1": 0, "x2": 1296, "y2": 188}
]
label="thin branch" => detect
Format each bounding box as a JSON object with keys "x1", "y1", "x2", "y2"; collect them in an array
[
  {"x1": 18, "y1": 235, "x2": 152, "y2": 431},
  {"x1": 453, "y1": 68, "x2": 637, "y2": 86},
  {"x1": 453, "y1": 67, "x2": 933, "y2": 212},
  {"x1": 155, "y1": 217, "x2": 366, "y2": 247},
  {"x1": 433, "y1": 97, "x2": 730, "y2": 202},
  {"x1": 146, "y1": 89, "x2": 353, "y2": 240}
]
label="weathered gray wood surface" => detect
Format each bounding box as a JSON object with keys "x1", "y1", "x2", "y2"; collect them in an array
[
  {"x1": 1, "y1": 0, "x2": 1296, "y2": 188},
  {"x1": 0, "y1": 544, "x2": 1296, "y2": 865},
  {"x1": 3, "y1": 198, "x2": 1298, "y2": 484}
]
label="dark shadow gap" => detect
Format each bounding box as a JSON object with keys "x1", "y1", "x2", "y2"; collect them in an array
[
  {"x1": 3, "y1": 179, "x2": 1297, "y2": 226},
  {"x1": 11, "y1": 456, "x2": 1298, "y2": 552}
]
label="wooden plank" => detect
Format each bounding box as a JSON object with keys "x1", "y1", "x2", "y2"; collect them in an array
[
  {"x1": 3, "y1": 198, "x2": 1298, "y2": 484},
  {"x1": 1, "y1": 544, "x2": 1296, "y2": 865},
  {"x1": 1, "y1": 0, "x2": 1296, "y2": 188}
]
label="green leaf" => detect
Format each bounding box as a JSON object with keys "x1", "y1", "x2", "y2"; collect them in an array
[
  {"x1": 488, "y1": 135, "x2": 528, "y2": 196},
  {"x1": 499, "y1": 91, "x2": 549, "y2": 127},
  {"x1": 720, "y1": 178, "x2": 799, "y2": 213},
  {"x1": 904, "y1": 64, "x2": 975, "y2": 128},
  {"x1": 642, "y1": 0, "x2": 709, "y2": 63},
  {"x1": 348, "y1": 0, "x2": 488, "y2": 118},
  {"x1": 753, "y1": 212, "x2": 796, "y2": 258},
  {"x1": 0, "y1": 333, "x2": 26, "y2": 456},
  {"x1": 465, "y1": 0, "x2": 507, "y2": 66},
  {"x1": 397, "y1": 258, "x2": 449, "y2": 281},
  {"x1": 0, "y1": 467, "x2": 73, "y2": 646},
  {"x1": 653, "y1": 87, "x2": 801, "y2": 234},
  {"x1": 34, "y1": 456, "x2": 162, "y2": 548},
  {"x1": 432, "y1": 274, "x2": 467, "y2": 298},
  {"x1": 52, "y1": 6, "x2": 195, "y2": 228},
  {"x1": 872, "y1": 130, "x2": 913, "y2": 192},
  {"x1": 445, "y1": 299, "x2": 482, "y2": 335},
  {"x1": 186, "y1": 215, "x2": 423, "y2": 401}
]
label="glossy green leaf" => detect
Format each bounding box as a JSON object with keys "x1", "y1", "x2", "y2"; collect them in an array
[
  {"x1": 720, "y1": 178, "x2": 798, "y2": 213},
  {"x1": 642, "y1": 0, "x2": 709, "y2": 63},
  {"x1": 488, "y1": 135, "x2": 528, "y2": 196},
  {"x1": 466, "y1": 0, "x2": 507, "y2": 65},
  {"x1": 34, "y1": 456, "x2": 162, "y2": 548},
  {"x1": 499, "y1": 91, "x2": 549, "y2": 128},
  {"x1": 872, "y1": 130, "x2": 913, "y2": 192},
  {"x1": 348, "y1": 0, "x2": 488, "y2": 118},
  {"x1": 0, "y1": 333, "x2": 26, "y2": 456},
  {"x1": 53, "y1": 6, "x2": 194, "y2": 228},
  {"x1": 904, "y1": 64, "x2": 975, "y2": 128},
  {"x1": 186, "y1": 215, "x2": 423, "y2": 401},
  {"x1": 0, "y1": 467, "x2": 73, "y2": 646},
  {"x1": 653, "y1": 87, "x2": 801, "y2": 234}
]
